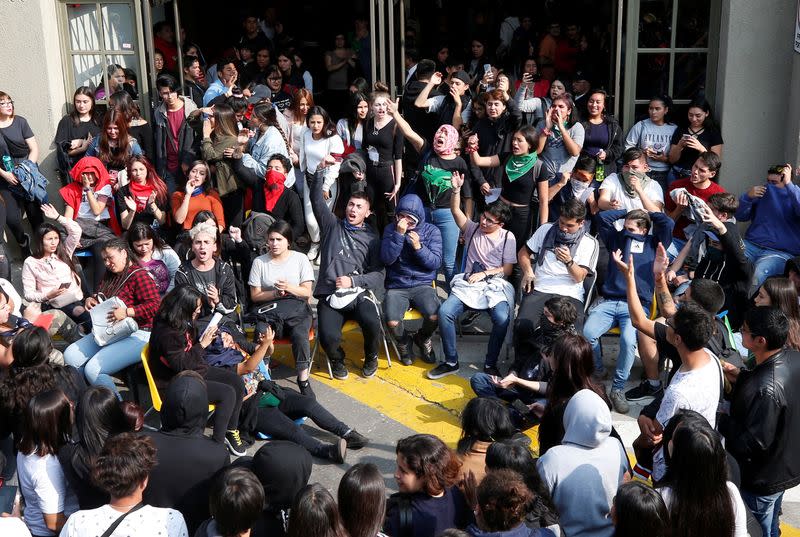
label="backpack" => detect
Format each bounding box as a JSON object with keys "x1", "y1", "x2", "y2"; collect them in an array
[
  {"x1": 241, "y1": 211, "x2": 276, "y2": 256},
  {"x1": 11, "y1": 160, "x2": 49, "y2": 203}
]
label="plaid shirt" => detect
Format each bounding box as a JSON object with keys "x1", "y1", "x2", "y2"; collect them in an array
[{"x1": 101, "y1": 264, "x2": 161, "y2": 330}]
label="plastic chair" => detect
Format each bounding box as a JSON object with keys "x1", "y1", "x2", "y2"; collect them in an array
[
  {"x1": 386, "y1": 308, "x2": 424, "y2": 362},
  {"x1": 603, "y1": 291, "x2": 659, "y2": 336},
  {"x1": 140, "y1": 343, "x2": 215, "y2": 420}
]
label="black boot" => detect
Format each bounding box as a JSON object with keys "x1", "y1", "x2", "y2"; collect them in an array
[
  {"x1": 298, "y1": 378, "x2": 316, "y2": 399},
  {"x1": 343, "y1": 429, "x2": 369, "y2": 449}
]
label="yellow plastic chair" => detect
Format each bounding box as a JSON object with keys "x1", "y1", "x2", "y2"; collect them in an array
[
  {"x1": 604, "y1": 292, "x2": 659, "y2": 336},
  {"x1": 140, "y1": 343, "x2": 215, "y2": 419},
  {"x1": 311, "y1": 317, "x2": 394, "y2": 380}
]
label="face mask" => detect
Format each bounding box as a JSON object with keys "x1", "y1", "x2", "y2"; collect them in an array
[
  {"x1": 570, "y1": 178, "x2": 589, "y2": 193},
  {"x1": 265, "y1": 169, "x2": 286, "y2": 190},
  {"x1": 556, "y1": 228, "x2": 583, "y2": 244},
  {"x1": 623, "y1": 230, "x2": 646, "y2": 242}
]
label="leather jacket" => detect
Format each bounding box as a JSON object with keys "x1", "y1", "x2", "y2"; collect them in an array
[{"x1": 719, "y1": 348, "x2": 800, "y2": 494}]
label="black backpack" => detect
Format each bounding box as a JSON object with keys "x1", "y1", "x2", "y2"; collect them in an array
[{"x1": 241, "y1": 211, "x2": 276, "y2": 257}]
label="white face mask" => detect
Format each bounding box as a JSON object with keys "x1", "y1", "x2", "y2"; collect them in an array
[{"x1": 571, "y1": 177, "x2": 589, "y2": 193}]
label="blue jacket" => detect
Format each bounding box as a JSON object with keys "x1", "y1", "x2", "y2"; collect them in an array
[
  {"x1": 597, "y1": 209, "x2": 674, "y2": 308},
  {"x1": 736, "y1": 184, "x2": 800, "y2": 256},
  {"x1": 381, "y1": 194, "x2": 443, "y2": 289}
]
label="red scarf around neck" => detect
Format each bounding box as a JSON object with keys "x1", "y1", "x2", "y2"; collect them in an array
[{"x1": 263, "y1": 170, "x2": 286, "y2": 212}]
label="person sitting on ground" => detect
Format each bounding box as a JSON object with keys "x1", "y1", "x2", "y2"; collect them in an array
[
  {"x1": 127, "y1": 222, "x2": 181, "y2": 295},
  {"x1": 664, "y1": 152, "x2": 725, "y2": 255},
  {"x1": 752, "y1": 276, "x2": 800, "y2": 350},
  {"x1": 466, "y1": 469, "x2": 557, "y2": 537},
  {"x1": 536, "y1": 389, "x2": 628, "y2": 537},
  {"x1": 232, "y1": 153, "x2": 305, "y2": 240},
  {"x1": 456, "y1": 398, "x2": 516, "y2": 485},
  {"x1": 143, "y1": 372, "x2": 231, "y2": 534},
  {"x1": 515, "y1": 198, "x2": 597, "y2": 348},
  {"x1": 584, "y1": 208, "x2": 673, "y2": 414},
  {"x1": 338, "y1": 463, "x2": 388, "y2": 537},
  {"x1": 147, "y1": 286, "x2": 251, "y2": 456},
  {"x1": 431, "y1": 175, "x2": 516, "y2": 380},
  {"x1": 381, "y1": 193, "x2": 443, "y2": 366},
  {"x1": 611, "y1": 481, "x2": 670, "y2": 537},
  {"x1": 248, "y1": 220, "x2": 315, "y2": 395},
  {"x1": 385, "y1": 434, "x2": 474, "y2": 537},
  {"x1": 597, "y1": 148, "x2": 664, "y2": 224},
  {"x1": 309, "y1": 163, "x2": 385, "y2": 381},
  {"x1": 250, "y1": 440, "x2": 312, "y2": 537},
  {"x1": 61, "y1": 433, "x2": 188, "y2": 537},
  {"x1": 736, "y1": 163, "x2": 800, "y2": 291},
  {"x1": 667, "y1": 192, "x2": 752, "y2": 329},
  {"x1": 195, "y1": 467, "x2": 263, "y2": 537},
  {"x1": 287, "y1": 484, "x2": 348, "y2": 537},
  {"x1": 719, "y1": 307, "x2": 800, "y2": 537},
  {"x1": 116, "y1": 155, "x2": 170, "y2": 232},
  {"x1": 171, "y1": 160, "x2": 226, "y2": 233}
]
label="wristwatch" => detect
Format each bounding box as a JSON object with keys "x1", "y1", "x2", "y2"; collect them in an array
[{"x1": 565, "y1": 260, "x2": 574, "y2": 268}]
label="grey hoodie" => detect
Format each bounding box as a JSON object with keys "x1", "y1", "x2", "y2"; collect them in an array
[{"x1": 536, "y1": 390, "x2": 628, "y2": 537}]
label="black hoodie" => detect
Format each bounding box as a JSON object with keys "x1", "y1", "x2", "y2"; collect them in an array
[{"x1": 143, "y1": 375, "x2": 230, "y2": 534}]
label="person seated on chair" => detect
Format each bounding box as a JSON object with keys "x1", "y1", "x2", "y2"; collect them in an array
[
  {"x1": 596, "y1": 147, "x2": 664, "y2": 227},
  {"x1": 428, "y1": 174, "x2": 517, "y2": 380},
  {"x1": 381, "y1": 193, "x2": 443, "y2": 366},
  {"x1": 584, "y1": 208, "x2": 674, "y2": 415},
  {"x1": 230, "y1": 153, "x2": 305, "y2": 240},
  {"x1": 515, "y1": 198, "x2": 597, "y2": 350},
  {"x1": 309, "y1": 164, "x2": 385, "y2": 381},
  {"x1": 147, "y1": 285, "x2": 254, "y2": 457},
  {"x1": 667, "y1": 193, "x2": 752, "y2": 330},
  {"x1": 248, "y1": 220, "x2": 315, "y2": 396},
  {"x1": 143, "y1": 371, "x2": 230, "y2": 534}
]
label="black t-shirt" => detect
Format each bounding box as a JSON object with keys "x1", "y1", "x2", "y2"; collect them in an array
[
  {"x1": 115, "y1": 183, "x2": 167, "y2": 228},
  {"x1": 415, "y1": 150, "x2": 472, "y2": 208},
  {"x1": 500, "y1": 153, "x2": 544, "y2": 205},
  {"x1": 270, "y1": 91, "x2": 292, "y2": 113},
  {"x1": 362, "y1": 118, "x2": 404, "y2": 162},
  {"x1": 54, "y1": 115, "x2": 102, "y2": 147},
  {"x1": 670, "y1": 126, "x2": 724, "y2": 170},
  {"x1": 0, "y1": 116, "x2": 34, "y2": 161}
]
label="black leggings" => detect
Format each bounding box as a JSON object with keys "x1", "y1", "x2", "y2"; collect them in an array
[
  {"x1": 317, "y1": 295, "x2": 383, "y2": 365},
  {"x1": 0, "y1": 185, "x2": 43, "y2": 247},
  {"x1": 205, "y1": 366, "x2": 245, "y2": 442},
  {"x1": 255, "y1": 388, "x2": 350, "y2": 456},
  {"x1": 366, "y1": 162, "x2": 396, "y2": 233},
  {"x1": 221, "y1": 189, "x2": 245, "y2": 228}
]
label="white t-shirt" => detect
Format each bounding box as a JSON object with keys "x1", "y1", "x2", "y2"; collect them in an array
[
  {"x1": 652, "y1": 350, "x2": 721, "y2": 480},
  {"x1": 599, "y1": 173, "x2": 664, "y2": 230},
  {"x1": 0, "y1": 518, "x2": 31, "y2": 537},
  {"x1": 249, "y1": 251, "x2": 315, "y2": 291},
  {"x1": 527, "y1": 223, "x2": 597, "y2": 302},
  {"x1": 659, "y1": 482, "x2": 747, "y2": 537},
  {"x1": 16, "y1": 452, "x2": 79, "y2": 537},
  {"x1": 60, "y1": 504, "x2": 188, "y2": 537},
  {"x1": 77, "y1": 185, "x2": 113, "y2": 220}
]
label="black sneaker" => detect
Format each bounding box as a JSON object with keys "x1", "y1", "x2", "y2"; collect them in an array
[
  {"x1": 225, "y1": 429, "x2": 247, "y2": 457},
  {"x1": 483, "y1": 365, "x2": 501, "y2": 377},
  {"x1": 331, "y1": 360, "x2": 349, "y2": 380},
  {"x1": 298, "y1": 379, "x2": 316, "y2": 399},
  {"x1": 343, "y1": 429, "x2": 369, "y2": 450},
  {"x1": 414, "y1": 333, "x2": 437, "y2": 364},
  {"x1": 427, "y1": 362, "x2": 459, "y2": 379},
  {"x1": 325, "y1": 438, "x2": 347, "y2": 463},
  {"x1": 460, "y1": 310, "x2": 482, "y2": 327},
  {"x1": 396, "y1": 336, "x2": 414, "y2": 366},
  {"x1": 362, "y1": 355, "x2": 378, "y2": 378},
  {"x1": 625, "y1": 380, "x2": 664, "y2": 401}
]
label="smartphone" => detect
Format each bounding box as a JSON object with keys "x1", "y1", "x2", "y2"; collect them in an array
[
  {"x1": 59, "y1": 282, "x2": 71, "y2": 289},
  {"x1": 483, "y1": 64, "x2": 492, "y2": 75},
  {"x1": 522, "y1": 72, "x2": 533, "y2": 83},
  {"x1": 682, "y1": 134, "x2": 693, "y2": 140},
  {"x1": 0, "y1": 485, "x2": 18, "y2": 515}
]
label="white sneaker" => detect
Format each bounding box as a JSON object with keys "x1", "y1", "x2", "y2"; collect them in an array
[{"x1": 307, "y1": 242, "x2": 320, "y2": 260}]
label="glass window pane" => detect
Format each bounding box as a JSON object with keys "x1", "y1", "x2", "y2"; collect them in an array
[
  {"x1": 638, "y1": 0, "x2": 672, "y2": 48},
  {"x1": 676, "y1": 0, "x2": 710, "y2": 48},
  {"x1": 673, "y1": 52, "x2": 707, "y2": 100},
  {"x1": 67, "y1": 4, "x2": 100, "y2": 51},
  {"x1": 102, "y1": 4, "x2": 136, "y2": 51},
  {"x1": 72, "y1": 54, "x2": 103, "y2": 89},
  {"x1": 635, "y1": 53, "x2": 669, "y2": 100}
]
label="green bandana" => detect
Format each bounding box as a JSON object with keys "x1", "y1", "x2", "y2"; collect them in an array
[
  {"x1": 421, "y1": 165, "x2": 453, "y2": 203},
  {"x1": 505, "y1": 153, "x2": 538, "y2": 182}
]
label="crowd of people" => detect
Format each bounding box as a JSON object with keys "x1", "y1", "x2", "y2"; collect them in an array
[{"x1": 0, "y1": 5, "x2": 799, "y2": 537}]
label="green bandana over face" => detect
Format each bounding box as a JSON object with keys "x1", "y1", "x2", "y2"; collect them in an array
[
  {"x1": 621, "y1": 170, "x2": 652, "y2": 198},
  {"x1": 421, "y1": 165, "x2": 453, "y2": 203},
  {"x1": 505, "y1": 153, "x2": 538, "y2": 182}
]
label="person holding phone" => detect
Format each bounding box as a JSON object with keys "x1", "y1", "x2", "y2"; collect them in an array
[{"x1": 667, "y1": 97, "x2": 723, "y2": 183}]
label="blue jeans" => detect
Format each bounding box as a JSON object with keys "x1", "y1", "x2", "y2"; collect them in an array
[
  {"x1": 438, "y1": 294, "x2": 510, "y2": 368},
  {"x1": 741, "y1": 489, "x2": 784, "y2": 537},
  {"x1": 583, "y1": 299, "x2": 649, "y2": 392},
  {"x1": 64, "y1": 330, "x2": 150, "y2": 397},
  {"x1": 744, "y1": 240, "x2": 793, "y2": 292},
  {"x1": 667, "y1": 237, "x2": 687, "y2": 260},
  {"x1": 428, "y1": 207, "x2": 460, "y2": 284}
]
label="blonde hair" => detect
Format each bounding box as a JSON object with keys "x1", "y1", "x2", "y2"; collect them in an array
[{"x1": 189, "y1": 220, "x2": 218, "y2": 242}]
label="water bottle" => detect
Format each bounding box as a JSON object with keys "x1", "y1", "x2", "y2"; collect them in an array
[{"x1": 2, "y1": 155, "x2": 12, "y2": 172}]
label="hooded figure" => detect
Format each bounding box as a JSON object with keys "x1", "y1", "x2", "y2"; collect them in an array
[
  {"x1": 143, "y1": 373, "x2": 231, "y2": 534},
  {"x1": 59, "y1": 156, "x2": 122, "y2": 235},
  {"x1": 334, "y1": 152, "x2": 373, "y2": 220},
  {"x1": 380, "y1": 193, "x2": 443, "y2": 289},
  {"x1": 536, "y1": 389, "x2": 628, "y2": 537},
  {"x1": 251, "y1": 440, "x2": 313, "y2": 537}
]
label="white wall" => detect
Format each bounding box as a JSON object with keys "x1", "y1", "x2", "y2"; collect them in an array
[
  {"x1": 716, "y1": 0, "x2": 799, "y2": 194},
  {"x1": 0, "y1": 0, "x2": 70, "y2": 202}
]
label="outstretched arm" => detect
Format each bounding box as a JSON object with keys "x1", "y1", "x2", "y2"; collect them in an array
[
  {"x1": 449, "y1": 171, "x2": 469, "y2": 230},
  {"x1": 613, "y1": 249, "x2": 656, "y2": 338},
  {"x1": 387, "y1": 98, "x2": 425, "y2": 154}
]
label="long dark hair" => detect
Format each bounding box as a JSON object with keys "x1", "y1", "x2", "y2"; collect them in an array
[
  {"x1": 98, "y1": 109, "x2": 134, "y2": 168},
  {"x1": 127, "y1": 221, "x2": 167, "y2": 257},
  {"x1": 71, "y1": 386, "x2": 129, "y2": 466},
  {"x1": 306, "y1": 106, "x2": 336, "y2": 138},
  {"x1": 107, "y1": 90, "x2": 142, "y2": 121},
  {"x1": 759, "y1": 276, "x2": 800, "y2": 349},
  {"x1": 346, "y1": 92, "x2": 368, "y2": 142},
  {"x1": 288, "y1": 483, "x2": 348, "y2": 537},
  {"x1": 396, "y1": 434, "x2": 462, "y2": 496},
  {"x1": 613, "y1": 481, "x2": 670, "y2": 537},
  {"x1": 19, "y1": 389, "x2": 73, "y2": 456},
  {"x1": 338, "y1": 463, "x2": 386, "y2": 537},
  {"x1": 211, "y1": 103, "x2": 239, "y2": 138},
  {"x1": 547, "y1": 333, "x2": 605, "y2": 407},
  {"x1": 69, "y1": 86, "x2": 101, "y2": 127},
  {"x1": 687, "y1": 97, "x2": 719, "y2": 131},
  {"x1": 659, "y1": 413, "x2": 734, "y2": 537},
  {"x1": 154, "y1": 285, "x2": 204, "y2": 331},
  {"x1": 456, "y1": 397, "x2": 515, "y2": 454},
  {"x1": 32, "y1": 221, "x2": 81, "y2": 280},
  {"x1": 252, "y1": 101, "x2": 290, "y2": 153},
  {"x1": 125, "y1": 155, "x2": 168, "y2": 206}
]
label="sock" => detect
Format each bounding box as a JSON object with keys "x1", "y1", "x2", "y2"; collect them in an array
[
  {"x1": 647, "y1": 379, "x2": 662, "y2": 388},
  {"x1": 390, "y1": 322, "x2": 404, "y2": 339},
  {"x1": 632, "y1": 463, "x2": 652, "y2": 483}
]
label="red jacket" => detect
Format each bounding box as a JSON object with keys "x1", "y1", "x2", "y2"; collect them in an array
[{"x1": 59, "y1": 156, "x2": 122, "y2": 235}]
